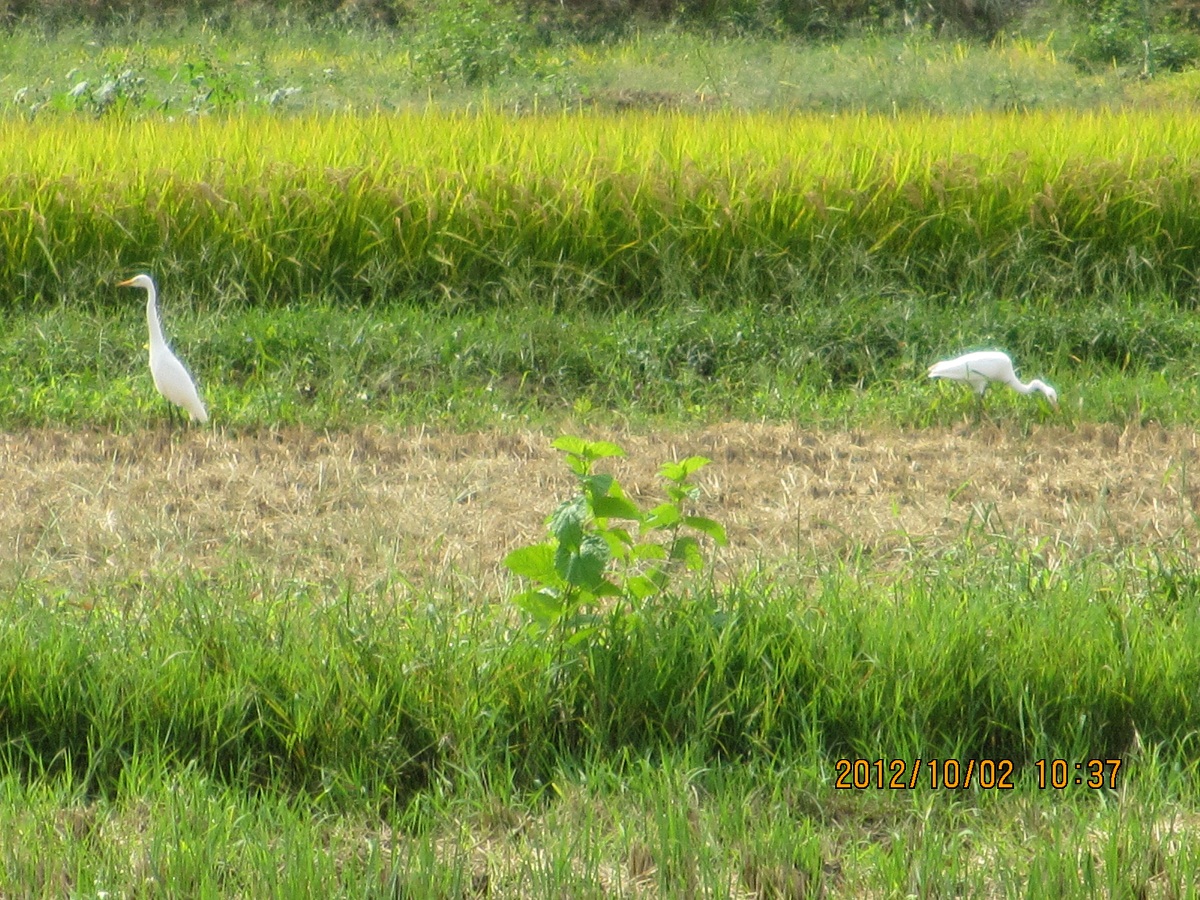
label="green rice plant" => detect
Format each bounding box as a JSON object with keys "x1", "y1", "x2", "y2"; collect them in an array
[
  {"x1": 5, "y1": 109, "x2": 1200, "y2": 311},
  {"x1": 0, "y1": 574, "x2": 446, "y2": 804},
  {"x1": 6, "y1": 516, "x2": 1200, "y2": 803}
]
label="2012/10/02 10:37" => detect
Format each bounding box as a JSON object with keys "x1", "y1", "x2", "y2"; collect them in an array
[{"x1": 832, "y1": 758, "x2": 1124, "y2": 790}]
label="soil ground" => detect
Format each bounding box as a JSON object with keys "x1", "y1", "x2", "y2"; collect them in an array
[{"x1": 3, "y1": 421, "x2": 1198, "y2": 595}]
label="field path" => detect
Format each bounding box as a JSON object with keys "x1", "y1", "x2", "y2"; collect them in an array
[{"x1": 3, "y1": 421, "x2": 1198, "y2": 592}]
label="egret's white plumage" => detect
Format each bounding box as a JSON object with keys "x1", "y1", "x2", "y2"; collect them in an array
[
  {"x1": 928, "y1": 350, "x2": 1057, "y2": 407},
  {"x1": 118, "y1": 273, "x2": 209, "y2": 423}
]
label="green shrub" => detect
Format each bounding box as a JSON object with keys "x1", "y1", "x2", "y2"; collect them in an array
[{"x1": 410, "y1": 0, "x2": 541, "y2": 85}]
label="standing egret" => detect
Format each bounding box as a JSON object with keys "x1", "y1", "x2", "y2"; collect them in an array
[
  {"x1": 118, "y1": 274, "x2": 209, "y2": 424},
  {"x1": 928, "y1": 350, "x2": 1057, "y2": 413}
]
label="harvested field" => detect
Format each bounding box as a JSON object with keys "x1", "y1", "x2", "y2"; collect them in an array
[{"x1": 3, "y1": 421, "x2": 1198, "y2": 594}]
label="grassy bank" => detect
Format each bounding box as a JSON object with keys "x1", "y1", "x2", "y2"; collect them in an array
[
  {"x1": 2, "y1": 291, "x2": 1197, "y2": 430},
  {"x1": 11, "y1": 545, "x2": 1200, "y2": 795},
  {"x1": 4, "y1": 532, "x2": 1200, "y2": 894}
]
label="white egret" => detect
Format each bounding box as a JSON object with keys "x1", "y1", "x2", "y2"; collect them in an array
[
  {"x1": 928, "y1": 350, "x2": 1057, "y2": 411},
  {"x1": 118, "y1": 273, "x2": 209, "y2": 424}
]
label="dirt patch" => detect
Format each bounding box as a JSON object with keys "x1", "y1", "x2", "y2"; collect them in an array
[{"x1": 2, "y1": 421, "x2": 1198, "y2": 594}]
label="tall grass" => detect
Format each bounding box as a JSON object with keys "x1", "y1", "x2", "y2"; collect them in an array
[
  {"x1": 7, "y1": 534, "x2": 1200, "y2": 893},
  {"x1": 4, "y1": 534, "x2": 1200, "y2": 804},
  {"x1": 4, "y1": 110, "x2": 1200, "y2": 308}
]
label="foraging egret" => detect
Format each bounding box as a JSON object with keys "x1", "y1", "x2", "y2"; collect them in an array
[
  {"x1": 118, "y1": 274, "x2": 209, "y2": 424},
  {"x1": 928, "y1": 350, "x2": 1057, "y2": 409}
]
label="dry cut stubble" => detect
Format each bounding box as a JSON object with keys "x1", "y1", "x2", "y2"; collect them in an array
[{"x1": 1, "y1": 420, "x2": 1197, "y2": 595}]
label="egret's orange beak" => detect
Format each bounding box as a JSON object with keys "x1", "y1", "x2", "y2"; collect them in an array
[{"x1": 117, "y1": 277, "x2": 136, "y2": 287}]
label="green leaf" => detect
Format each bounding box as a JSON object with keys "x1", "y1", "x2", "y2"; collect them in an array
[
  {"x1": 628, "y1": 566, "x2": 670, "y2": 598},
  {"x1": 512, "y1": 589, "x2": 564, "y2": 625},
  {"x1": 625, "y1": 574, "x2": 661, "y2": 600},
  {"x1": 503, "y1": 543, "x2": 560, "y2": 583},
  {"x1": 565, "y1": 624, "x2": 602, "y2": 647},
  {"x1": 607, "y1": 478, "x2": 632, "y2": 500},
  {"x1": 670, "y1": 536, "x2": 705, "y2": 571},
  {"x1": 548, "y1": 495, "x2": 589, "y2": 548},
  {"x1": 645, "y1": 565, "x2": 670, "y2": 590},
  {"x1": 551, "y1": 435, "x2": 589, "y2": 456},
  {"x1": 605, "y1": 526, "x2": 635, "y2": 548},
  {"x1": 644, "y1": 502, "x2": 682, "y2": 529},
  {"x1": 582, "y1": 440, "x2": 625, "y2": 461},
  {"x1": 592, "y1": 495, "x2": 643, "y2": 521},
  {"x1": 684, "y1": 515, "x2": 728, "y2": 546},
  {"x1": 551, "y1": 435, "x2": 591, "y2": 476},
  {"x1": 601, "y1": 529, "x2": 632, "y2": 560},
  {"x1": 630, "y1": 542, "x2": 668, "y2": 561},
  {"x1": 562, "y1": 455, "x2": 589, "y2": 477},
  {"x1": 665, "y1": 483, "x2": 699, "y2": 504},
  {"x1": 592, "y1": 578, "x2": 623, "y2": 598},
  {"x1": 552, "y1": 436, "x2": 624, "y2": 465},
  {"x1": 660, "y1": 456, "x2": 710, "y2": 482},
  {"x1": 556, "y1": 532, "x2": 610, "y2": 589},
  {"x1": 583, "y1": 473, "x2": 615, "y2": 500}
]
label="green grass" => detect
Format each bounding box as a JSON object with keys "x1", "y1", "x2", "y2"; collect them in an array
[
  {"x1": 5, "y1": 533, "x2": 1200, "y2": 894},
  {"x1": 3, "y1": 289, "x2": 1200, "y2": 430},
  {"x1": 7, "y1": 750, "x2": 1200, "y2": 895},
  {"x1": 0, "y1": 15, "x2": 1137, "y2": 118}
]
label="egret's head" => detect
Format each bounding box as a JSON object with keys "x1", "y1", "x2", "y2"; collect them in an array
[
  {"x1": 1032, "y1": 380, "x2": 1058, "y2": 408},
  {"x1": 118, "y1": 273, "x2": 155, "y2": 292}
]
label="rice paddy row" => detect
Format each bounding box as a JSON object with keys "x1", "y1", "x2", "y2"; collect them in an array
[
  {"x1": 6, "y1": 534, "x2": 1200, "y2": 808},
  {"x1": 5, "y1": 109, "x2": 1200, "y2": 308}
]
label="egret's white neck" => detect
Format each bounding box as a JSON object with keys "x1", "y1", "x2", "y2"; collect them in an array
[
  {"x1": 145, "y1": 282, "x2": 167, "y2": 351},
  {"x1": 1011, "y1": 377, "x2": 1052, "y2": 400}
]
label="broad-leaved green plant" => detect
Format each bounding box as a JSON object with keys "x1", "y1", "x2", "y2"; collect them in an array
[{"x1": 504, "y1": 436, "x2": 726, "y2": 640}]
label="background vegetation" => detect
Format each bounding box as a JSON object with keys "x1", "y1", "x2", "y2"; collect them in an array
[{"x1": 5, "y1": 0, "x2": 1200, "y2": 65}]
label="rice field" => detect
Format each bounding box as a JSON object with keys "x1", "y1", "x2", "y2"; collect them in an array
[{"x1": 4, "y1": 109, "x2": 1200, "y2": 308}]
